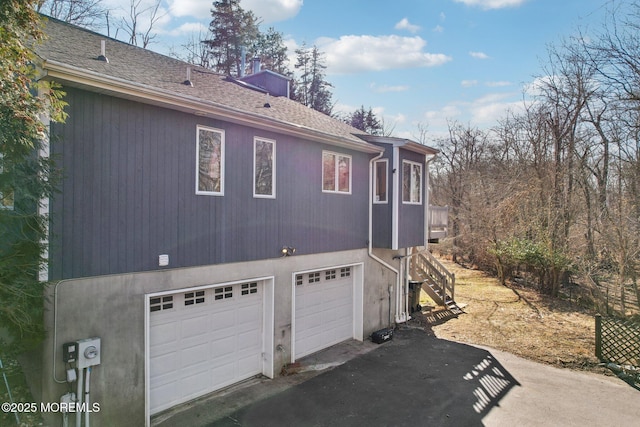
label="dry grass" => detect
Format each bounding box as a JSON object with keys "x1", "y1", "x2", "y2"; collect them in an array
[{"x1": 412, "y1": 257, "x2": 607, "y2": 374}]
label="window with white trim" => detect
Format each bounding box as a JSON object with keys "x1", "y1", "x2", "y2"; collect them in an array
[
  {"x1": 402, "y1": 160, "x2": 422, "y2": 204},
  {"x1": 254, "y1": 137, "x2": 275, "y2": 198},
  {"x1": 196, "y1": 125, "x2": 225, "y2": 196},
  {"x1": 0, "y1": 153, "x2": 14, "y2": 210},
  {"x1": 374, "y1": 159, "x2": 388, "y2": 203},
  {"x1": 322, "y1": 151, "x2": 351, "y2": 194}
]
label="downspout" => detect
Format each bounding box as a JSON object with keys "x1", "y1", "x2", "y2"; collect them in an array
[
  {"x1": 368, "y1": 152, "x2": 402, "y2": 326},
  {"x1": 424, "y1": 153, "x2": 437, "y2": 248},
  {"x1": 404, "y1": 248, "x2": 411, "y2": 320},
  {"x1": 403, "y1": 153, "x2": 438, "y2": 322}
]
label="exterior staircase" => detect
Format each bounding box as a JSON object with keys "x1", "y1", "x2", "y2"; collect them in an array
[{"x1": 411, "y1": 251, "x2": 463, "y2": 314}]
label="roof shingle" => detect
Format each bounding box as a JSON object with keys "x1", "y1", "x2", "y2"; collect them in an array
[{"x1": 35, "y1": 16, "x2": 376, "y2": 150}]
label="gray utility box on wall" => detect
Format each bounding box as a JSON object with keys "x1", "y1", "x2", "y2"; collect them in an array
[{"x1": 76, "y1": 337, "x2": 101, "y2": 369}]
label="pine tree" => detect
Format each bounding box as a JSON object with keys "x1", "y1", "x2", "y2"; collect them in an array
[
  {"x1": 348, "y1": 106, "x2": 383, "y2": 135},
  {"x1": 255, "y1": 27, "x2": 290, "y2": 76},
  {"x1": 203, "y1": 0, "x2": 260, "y2": 76},
  {"x1": 294, "y1": 44, "x2": 334, "y2": 115}
]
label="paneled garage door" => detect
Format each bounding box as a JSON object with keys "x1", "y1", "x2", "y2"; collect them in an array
[
  {"x1": 295, "y1": 267, "x2": 354, "y2": 359},
  {"x1": 149, "y1": 281, "x2": 263, "y2": 415}
]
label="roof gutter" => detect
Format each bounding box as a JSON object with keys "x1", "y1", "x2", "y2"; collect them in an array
[{"x1": 38, "y1": 60, "x2": 380, "y2": 154}]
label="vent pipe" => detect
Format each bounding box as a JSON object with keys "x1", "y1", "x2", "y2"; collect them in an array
[
  {"x1": 240, "y1": 46, "x2": 246, "y2": 77},
  {"x1": 183, "y1": 67, "x2": 193, "y2": 86},
  {"x1": 252, "y1": 57, "x2": 261, "y2": 74},
  {"x1": 98, "y1": 40, "x2": 109, "y2": 62}
]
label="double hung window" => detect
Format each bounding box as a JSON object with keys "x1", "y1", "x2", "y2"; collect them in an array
[
  {"x1": 402, "y1": 160, "x2": 422, "y2": 204},
  {"x1": 322, "y1": 151, "x2": 351, "y2": 194},
  {"x1": 196, "y1": 126, "x2": 225, "y2": 196},
  {"x1": 254, "y1": 137, "x2": 275, "y2": 198},
  {"x1": 374, "y1": 159, "x2": 388, "y2": 203}
]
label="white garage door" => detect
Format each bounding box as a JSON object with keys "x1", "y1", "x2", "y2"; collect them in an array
[
  {"x1": 295, "y1": 266, "x2": 354, "y2": 359},
  {"x1": 149, "y1": 281, "x2": 263, "y2": 415}
]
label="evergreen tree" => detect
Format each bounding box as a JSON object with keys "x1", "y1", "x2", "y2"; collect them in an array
[
  {"x1": 348, "y1": 106, "x2": 383, "y2": 135},
  {"x1": 1, "y1": 1, "x2": 67, "y2": 350},
  {"x1": 255, "y1": 27, "x2": 290, "y2": 76},
  {"x1": 294, "y1": 43, "x2": 334, "y2": 115},
  {"x1": 203, "y1": 0, "x2": 260, "y2": 76}
]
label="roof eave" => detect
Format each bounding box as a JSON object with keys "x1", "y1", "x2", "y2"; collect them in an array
[
  {"x1": 39, "y1": 60, "x2": 381, "y2": 154},
  {"x1": 357, "y1": 135, "x2": 439, "y2": 155}
]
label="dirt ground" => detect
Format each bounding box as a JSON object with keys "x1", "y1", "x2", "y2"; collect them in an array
[{"x1": 409, "y1": 257, "x2": 609, "y2": 375}]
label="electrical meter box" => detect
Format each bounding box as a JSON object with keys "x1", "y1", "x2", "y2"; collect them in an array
[
  {"x1": 76, "y1": 337, "x2": 101, "y2": 368},
  {"x1": 63, "y1": 342, "x2": 78, "y2": 363}
]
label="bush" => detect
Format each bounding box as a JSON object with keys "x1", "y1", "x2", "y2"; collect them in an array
[{"x1": 490, "y1": 237, "x2": 570, "y2": 296}]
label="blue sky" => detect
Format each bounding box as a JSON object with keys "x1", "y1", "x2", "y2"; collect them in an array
[{"x1": 102, "y1": 0, "x2": 613, "y2": 141}]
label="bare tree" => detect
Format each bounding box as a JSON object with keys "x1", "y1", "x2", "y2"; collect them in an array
[
  {"x1": 169, "y1": 30, "x2": 211, "y2": 68},
  {"x1": 37, "y1": 0, "x2": 106, "y2": 29},
  {"x1": 119, "y1": 0, "x2": 165, "y2": 48}
]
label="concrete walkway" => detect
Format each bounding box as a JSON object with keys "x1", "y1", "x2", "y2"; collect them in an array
[
  {"x1": 482, "y1": 345, "x2": 640, "y2": 426},
  {"x1": 155, "y1": 327, "x2": 640, "y2": 427}
]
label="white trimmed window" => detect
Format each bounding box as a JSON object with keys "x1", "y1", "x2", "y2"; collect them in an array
[
  {"x1": 402, "y1": 160, "x2": 422, "y2": 204},
  {"x1": 196, "y1": 125, "x2": 225, "y2": 196},
  {"x1": 254, "y1": 137, "x2": 275, "y2": 198},
  {"x1": 374, "y1": 159, "x2": 388, "y2": 203},
  {"x1": 0, "y1": 153, "x2": 14, "y2": 210},
  {"x1": 322, "y1": 151, "x2": 351, "y2": 194}
]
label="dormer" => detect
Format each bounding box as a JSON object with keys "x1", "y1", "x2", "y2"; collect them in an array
[{"x1": 237, "y1": 57, "x2": 290, "y2": 98}]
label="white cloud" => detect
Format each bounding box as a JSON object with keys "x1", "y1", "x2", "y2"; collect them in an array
[
  {"x1": 395, "y1": 18, "x2": 421, "y2": 34},
  {"x1": 423, "y1": 92, "x2": 524, "y2": 133},
  {"x1": 452, "y1": 0, "x2": 528, "y2": 10},
  {"x1": 433, "y1": 25, "x2": 444, "y2": 33},
  {"x1": 316, "y1": 35, "x2": 452, "y2": 74},
  {"x1": 424, "y1": 105, "x2": 463, "y2": 130},
  {"x1": 166, "y1": 22, "x2": 209, "y2": 37},
  {"x1": 167, "y1": 0, "x2": 302, "y2": 23},
  {"x1": 389, "y1": 113, "x2": 407, "y2": 124},
  {"x1": 469, "y1": 51, "x2": 490, "y2": 59},
  {"x1": 167, "y1": 0, "x2": 209, "y2": 18},
  {"x1": 461, "y1": 80, "x2": 478, "y2": 87},
  {"x1": 242, "y1": 0, "x2": 303, "y2": 23},
  {"x1": 466, "y1": 93, "x2": 523, "y2": 125},
  {"x1": 370, "y1": 83, "x2": 410, "y2": 93}
]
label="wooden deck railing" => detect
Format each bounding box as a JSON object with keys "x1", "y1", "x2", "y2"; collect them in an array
[
  {"x1": 412, "y1": 251, "x2": 455, "y2": 305},
  {"x1": 429, "y1": 205, "x2": 449, "y2": 240}
]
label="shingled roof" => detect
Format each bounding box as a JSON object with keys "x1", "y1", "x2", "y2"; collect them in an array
[{"x1": 35, "y1": 16, "x2": 379, "y2": 153}]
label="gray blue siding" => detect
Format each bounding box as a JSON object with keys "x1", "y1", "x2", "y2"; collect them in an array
[
  {"x1": 397, "y1": 149, "x2": 426, "y2": 248},
  {"x1": 49, "y1": 88, "x2": 369, "y2": 280},
  {"x1": 370, "y1": 144, "x2": 427, "y2": 250}
]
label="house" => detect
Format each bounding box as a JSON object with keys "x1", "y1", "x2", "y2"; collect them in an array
[{"x1": 29, "y1": 17, "x2": 451, "y2": 426}]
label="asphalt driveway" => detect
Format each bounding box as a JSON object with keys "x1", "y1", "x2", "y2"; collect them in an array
[{"x1": 156, "y1": 328, "x2": 640, "y2": 427}]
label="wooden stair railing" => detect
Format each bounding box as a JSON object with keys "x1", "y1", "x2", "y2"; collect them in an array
[{"x1": 412, "y1": 252, "x2": 461, "y2": 313}]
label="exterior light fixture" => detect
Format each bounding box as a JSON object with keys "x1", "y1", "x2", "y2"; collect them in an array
[{"x1": 281, "y1": 246, "x2": 296, "y2": 257}]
